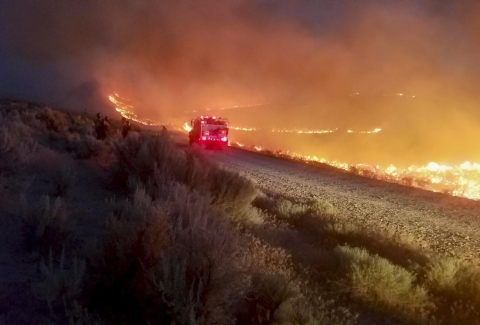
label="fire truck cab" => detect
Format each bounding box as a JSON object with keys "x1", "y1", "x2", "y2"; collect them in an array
[{"x1": 188, "y1": 116, "x2": 229, "y2": 149}]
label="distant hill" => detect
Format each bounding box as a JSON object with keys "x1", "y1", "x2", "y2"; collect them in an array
[{"x1": 55, "y1": 80, "x2": 113, "y2": 115}]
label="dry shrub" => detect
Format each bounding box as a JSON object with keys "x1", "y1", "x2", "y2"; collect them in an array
[
  {"x1": 0, "y1": 125, "x2": 37, "y2": 172},
  {"x1": 67, "y1": 115, "x2": 95, "y2": 137},
  {"x1": 51, "y1": 166, "x2": 77, "y2": 197},
  {"x1": 65, "y1": 134, "x2": 109, "y2": 160},
  {"x1": 229, "y1": 205, "x2": 264, "y2": 226},
  {"x1": 110, "y1": 132, "x2": 186, "y2": 188},
  {"x1": 88, "y1": 184, "x2": 244, "y2": 324},
  {"x1": 200, "y1": 164, "x2": 258, "y2": 210},
  {"x1": 35, "y1": 107, "x2": 69, "y2": 134},
  {"x1": 33, "y1": 249, "x2": 105, "y2": 324},
  {"x1": 175, "y1": 149, "x2": 260, "y2": 225},
  {"x1": 148, "y1": 184, "x2": 244, "y2": 325},
  {"x1": 19, "y1": 108, "x2": 46, "y2": 130},
  {"x1": 87, "y1": 188, "x2": 168, "y2": 323},
  {"x1": 425, "y1": 257, "x2": 480, "y2": 323},
  {"x1": 240, "y1": 234, "x2": 295, "y2": 278},
  {"x1": 252, "y1": 193, "x2": 277, "y2": 212},
  {"x1": 335, "y1": 246, "x2": 431, "y2": 322},
  {"x1": 20, "y1": 195, "x2": 76, "y2": 255},
  {"x1": 309, "y1": 199, "x2": 335, "y2": 215},
  {"x1": 237, "y1": 235, "x2": 300, "y2": 325},
  {"x1": 112, "y1": 132, "x2": 260, "y2": 225},
  {"x1": 289, "y1": 282, "x2": 358, "y2": 325},
  {"x1": 33, "y1": 249, "x2": 85, "y2": 315},
  {"x1": 254, "y1": 195, "x2": 334, "y2": 224},
  {"x1": 276, "y1": 200, "x2": 311, "y2": 220},
  {"x1": 323, "y1": 219, "x2": 430, "y2": 269},
  {"x1": 237, "y1": 235, "x2": 357, "y2": 325},
  {"x1": 236, "y1": 273, "x2": 297, "y2": 325}
]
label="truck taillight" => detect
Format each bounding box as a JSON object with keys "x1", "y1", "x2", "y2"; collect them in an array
[
  {"x1": 201, "y1": 136, "x2": 206, "y2": 140},
  {"x1": 221, "y1": 136, "x2": 228, "y2": 142}
]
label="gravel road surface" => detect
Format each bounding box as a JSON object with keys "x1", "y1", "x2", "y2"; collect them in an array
[{"x1": 209, "y1": 147, "x2": 480, "y2": 261}]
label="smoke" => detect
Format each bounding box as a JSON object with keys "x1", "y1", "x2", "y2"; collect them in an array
[{"x1": 1, "y1": 0, "x2": 480, "y2": 164}]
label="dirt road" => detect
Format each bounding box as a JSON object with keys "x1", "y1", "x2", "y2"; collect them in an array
[{"x1": 208, "y1": 147, "x2": 480, "y2": 261}]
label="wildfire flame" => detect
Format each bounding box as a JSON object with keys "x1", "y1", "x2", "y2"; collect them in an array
[
  {"x1": 229, "y1": 142, "x2": 480, "y2": 200},
  {"x1": 109, "y1": 93, "x2": 480, "y2": 200},
  {"x1": 272, "y1": 128, "x2": 338, "y2": 134},
  {"x1": 347, "y1": 128, "x2": 382, "y2": 134},
  {"x1": 183, "y1": 118, "x2": 381, "y2": 135},
  {"x1": 230, "y1": 126, "x2": 258, "y2": 131},
  {"x1": 229, "y1": 126, "x2": 381, "y2": 134},
  {"x1": 183, "y1": 122, "x2": 192, "y2": 132},
  {"x1": 108, "y1": 93, "x2": 162, "y2": 126}
]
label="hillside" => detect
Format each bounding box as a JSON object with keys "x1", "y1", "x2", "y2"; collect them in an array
[{"x1": 0, "y1": 99, "x2": 479, "y2": 324}]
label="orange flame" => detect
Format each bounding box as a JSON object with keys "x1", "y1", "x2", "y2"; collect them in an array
[
  {"x1": 229, "y1": 126, "x2": 381, "y2": 134},
  {"x1": 235, "y1": 144, "x2": 480, "y2": 200},
  {"x1": 109, "y1": 93, "x2": 479, "y2": 200},
  {"x1": 108, "y1": 93, "x2": 161, "y2": 126},
  {"x1": 272, "y1": 128, "x2": 338, "y2": 134},
  {"x1": 183, "y1": 122, "x2": 192, "y2": 132},
  {"x1": 230, "y1": 126, "x2": 258, "y2": 131}
]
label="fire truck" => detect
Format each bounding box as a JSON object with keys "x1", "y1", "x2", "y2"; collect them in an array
[{"x1": 188, "y1": 116, "x2": 229, "y2": 149}]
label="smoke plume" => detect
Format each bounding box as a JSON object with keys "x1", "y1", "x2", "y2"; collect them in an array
[{"x1": 1, "y1": 0, "x2": 480, "y2": 164}]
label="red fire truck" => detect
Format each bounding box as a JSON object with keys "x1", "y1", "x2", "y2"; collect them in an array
[{"x1": 188, "y1": 116, "x2": 229, "y2": 149}]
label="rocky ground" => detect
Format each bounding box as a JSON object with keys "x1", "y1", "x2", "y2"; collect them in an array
[{"x1": 209, "y1": 147, "x2": 480, "y2": 262}]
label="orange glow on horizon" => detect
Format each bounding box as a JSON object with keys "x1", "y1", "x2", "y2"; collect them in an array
[{"x1": 109, "y1": 93, "x2": 480, "y2": 200}]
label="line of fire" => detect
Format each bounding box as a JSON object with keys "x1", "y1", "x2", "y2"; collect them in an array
[{"x1": 109, "y1": 93, "x2": 480, "y2": 200}]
